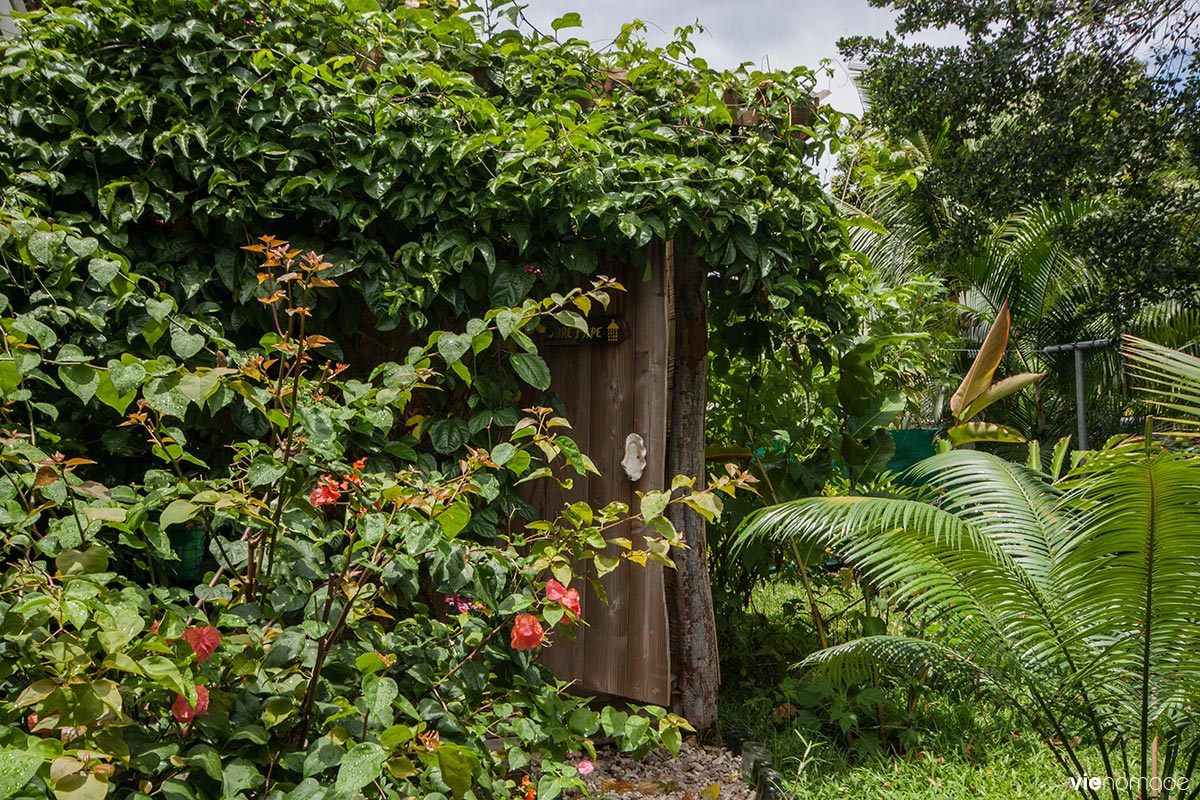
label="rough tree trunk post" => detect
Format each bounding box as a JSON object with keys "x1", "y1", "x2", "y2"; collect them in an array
[{"x1": 665, "y1": 245, "x2": 720, "y2": 735}]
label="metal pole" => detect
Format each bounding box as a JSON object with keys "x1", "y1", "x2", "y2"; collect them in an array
[
  {"x1": 1043, "y1": 338, "x2": 1114, "y2": 450},
  {"x1": 1074, "y1": 346, "x2": 1088, "y2": 450}
]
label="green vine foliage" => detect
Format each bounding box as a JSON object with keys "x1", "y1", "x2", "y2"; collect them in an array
[{"x1": 0, "y1": 0, "x2": 854, "y2": 343}]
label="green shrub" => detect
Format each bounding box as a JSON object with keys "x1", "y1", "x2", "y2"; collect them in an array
[{"x1": 0, "y1": 230, "x2": 751, "y2": 798}]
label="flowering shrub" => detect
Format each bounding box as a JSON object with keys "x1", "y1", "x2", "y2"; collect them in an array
[{"x1": 0, "y1": 232, "x2": 752, "y2": 798}]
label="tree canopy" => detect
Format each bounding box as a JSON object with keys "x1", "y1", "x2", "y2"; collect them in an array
[{"x1": 841, "y1": 0, "x2": 1200, "y2": 316}]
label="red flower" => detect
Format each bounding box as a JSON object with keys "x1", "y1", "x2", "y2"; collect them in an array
[
  {"x1": 172, "y1": 685, "x2": 210, "y2": 724},
  {"x1": 310, "y1": 475, "x2": 342, "y2": 507},
  {"x1": 352, "y1": 457, "x2": 367, "y2": 470},
  {"x1": 181, "y1": 626, "x2": 221, "y2": 664},
  {"x1": 510, "y1": 614, "x2": 544, "y2": 651},
  {"x1": 560, "y1": 588, "x2": 581, "y2": 619},
  {"x1": 546, "y1": 580, "x2": 581, "y2": 620}
]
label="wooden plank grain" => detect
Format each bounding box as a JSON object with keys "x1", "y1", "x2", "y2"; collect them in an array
[{"x1": 531, "y1": 248, "x2": 674, "y2": 705}]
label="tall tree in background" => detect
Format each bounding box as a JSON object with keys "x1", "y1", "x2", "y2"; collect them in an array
[{"x1": 841, "y1": 0, "x2": 1200, "y2": 321}]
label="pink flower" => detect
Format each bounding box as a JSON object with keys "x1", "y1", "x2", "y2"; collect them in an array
[
  {"x1": 546, "y1": 579, "x2": 581, "y2": 621},
  {"x1": 445, "y1": 594, "x2": 474, "y2": 613},
  {"x1": 172, "y1": 685, "x2": 210, "y2": 724},
  {"x1": 578, "y1": 759, "x2": 595, "y2": 776},
  {"x1": 510, "y1": 614, "x2": 545, "y2": 651},
  {"x1": 180, "y1": 626, "x2": 221, "y2": 664}
]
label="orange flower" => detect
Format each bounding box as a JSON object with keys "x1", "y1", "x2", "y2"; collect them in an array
[
  {"x1": 310, "y1": 475, "x2": 342, "y2": 507},
  {"x1": 545, "y1": 579, "x2": 567, "y2": 602},
  {"x1": 510, "y1": 614, "x2": 544, "y2": 651}
]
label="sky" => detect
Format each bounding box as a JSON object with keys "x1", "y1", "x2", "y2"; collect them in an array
[{"x1": 516, "y1": 0, "x2": 966, "y2": 117}]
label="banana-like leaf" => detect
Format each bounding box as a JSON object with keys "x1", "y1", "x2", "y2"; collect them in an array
[
  {"x1": 946, "y1": 421, "x2": 1025, "y2": 446},
  {"x1": 847, "y1": 391, "x2": 907, "y2": 439},
  {"x1": 950, "y1": 301, "x2": 1011, "y2": 417},
  {"x1": 958, "y1": 371, "x2": 1044, "y2": 422}
]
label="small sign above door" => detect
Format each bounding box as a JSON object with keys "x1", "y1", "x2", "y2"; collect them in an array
[{"x1": 541, "y1": 314, "x2": 629, "y2": 346}]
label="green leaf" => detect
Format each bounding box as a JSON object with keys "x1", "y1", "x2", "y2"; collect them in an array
[
  {"x1": 139, "y1": 655, "x2": 189, "y2": 696},
  {"x1": 143, "y1": 375, "x2": 189, "y2": 418},
  {"x1": 568, "y1": 708, "x2": 600, "y2": 736},
  {"x1": 56, "y1": 344, "x2": 90, "y2": 363},
  {"x1": 59, "y1": 364, "x2": 98, "y2": 404},
  {"x1": 56, "y1": 546, "x2": 110, "y2": 576},
  {"x1": 661, "y1": 725, "x2": 682, "y2": 755},
  {"x1": 177, "y1": 370, "x2": 220, "y2": 407},
  {"x1": 0, "y1": 749, "x2": 42, "y2": 799},
  {"x1": 52, "y1": 772, "x2": 109, "y2": 800},
  {"x1": 437, "y1": 745, "x2": 477, "y2": 800},
  {"x1": 510, "y1": 353, "x2": 550, "y2": 390},
  {"x1": 551, "y1": 12, "x2": 583, "y2": 30},
  {"x1": 436, "y1": 332, "x2": 472, "y2": 366},
  {"x1": 552, "y1": 310, "x2": 589, "y2": 334},
  {"x1": 261, "y1": 697, "x2": 295, "y2": 729},
  {"x1": 429, "y1": 418, "x2": 470, "y2": 454},
  {"x1": 221, "y1": 760, "x2": 263, "y2": 798},
  {"x1": 437, "y1": 501, "x2": 472, "y2": 537},
  {"x1": 847, "y1": 391, "x2": 906, "y2": 439},
  {"x1": 13, "y1": 314, "x2": 56, "y2": 350},
  {"x1": 335, "y1": 742, "x2": 386, "y2": 794},
  {"x1": 247, "y1": 458, "x2": 286, "y2": 486},
  {"x1": 161, "y1": 499, "x2": 200, "y2": 527},
  {"x1": 171, "y1": 327, "x2": 206, "y2": 360},
  {"x1": 491, "y1": 442, "x2": 517, "y2": 466},
  {"x1": 640, "y1": 490, "x2": 670, "y2": 522},
  {"x1": 88, "y1": 257, "x2": 122, "y2": 285},
  {"x1": 106, "y1": 359, "x2": 147, "y2": 396},
  {"x1": 506, "y1": 449, "x2": 532, "y2": 476},
  {"x1": 495, "y1": 309, "x2": 523, "y2": 340},
  {"x1": 683, "y1": 491, "x2": 723, "y2": 522},
  {"x1": 363, "y1": 675, "x2": 398, "y2": 730},
  {"x1": 145, "y1": 297, "x2": 174, "y2": 322},
  {"x1": 946, "y1": 421, "x2": 1025, "y2": 446},
  {"x1": 95, "y1": 372, "x2": 137, "y2": 415}
]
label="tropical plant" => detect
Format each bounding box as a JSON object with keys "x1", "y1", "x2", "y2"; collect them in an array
[
  {"x1": 1125, "y1": 335, "x2": 1200, "y2": 432},
  {"x1": 736, "y1": 341, "x2": 1200, "y2": 800},
  {"x1": 704, "y1": 267, "x2": 953, "y2": 613},
  {"x1": 945, "y1": 300, "x2": 1044, "y2": 447}
]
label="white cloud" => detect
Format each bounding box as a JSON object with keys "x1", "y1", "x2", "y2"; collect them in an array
[{"x1": 516, "y1": 0, "x2": 964, "y2": 116}]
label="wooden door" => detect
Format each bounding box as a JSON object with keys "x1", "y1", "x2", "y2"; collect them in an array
[{"x1": 526, "y1": 243, "x2": 674, "y2": 704}]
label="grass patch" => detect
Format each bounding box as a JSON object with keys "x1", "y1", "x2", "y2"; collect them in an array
[{"x1": 717, "y1": 576, "x2": 1084, "y2": 799}]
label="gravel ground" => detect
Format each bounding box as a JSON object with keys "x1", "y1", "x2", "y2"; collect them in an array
[{"x1": 576, "y1": 740, "x2": 753, "y2": 800}]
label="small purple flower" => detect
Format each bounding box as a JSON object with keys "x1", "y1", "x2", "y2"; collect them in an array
[{"x1": 522, "y1": 263, "x2": 546, "y2": 279}]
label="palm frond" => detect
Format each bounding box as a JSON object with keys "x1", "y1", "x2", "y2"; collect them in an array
[
  {"x1": 1124, "y1": 335, "x2": 1200, "y2": 430},
  {"x1": 906, "y1": 450, "x2": 1066, "y2": 582},
  {"x1": 799, "y1": 635, "x2": 1004, "y2": 699}
]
